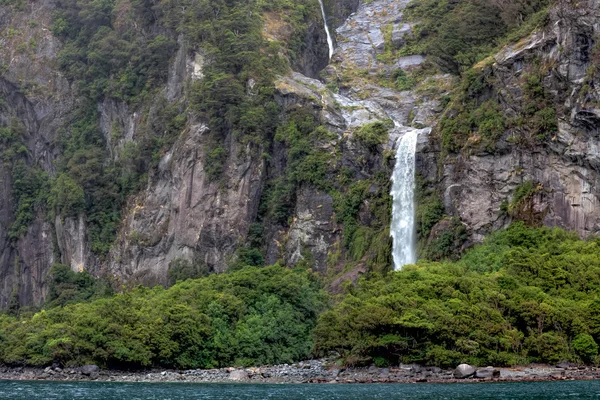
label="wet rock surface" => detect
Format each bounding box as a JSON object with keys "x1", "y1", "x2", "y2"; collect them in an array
[
  {"x1": 2, "y1": 0, "x2": 600, "y2": 309},
  {"x1": 1, "y1": 361, "x2": 599, "y2": 384},
  {"x1": 454, "y1": 364, "x2": 477, "y2": 379},
  {"x1": 422, "y1": 0, "x2": 600, "y2": 244}
]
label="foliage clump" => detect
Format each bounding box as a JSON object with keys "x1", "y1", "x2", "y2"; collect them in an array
[
  {"x1": 0, "y1": 266, "x2": 325, "y2": 369},
  {"x1": 438, "y1": 60, "x2": 557, "y2": 154},
  {"x1": 167, "y1": 258, "x2": 209, "y2": 286},
  {"x1": 46, "y1": 264, "x2": 113, "y2": 309},
  {"x1": 421, "y1": 217, "x2": 468, "y2": 261},
  {"x1": 45, "y1": 0, "x2": 318, "y2": 253},
  {"x1": 402, "y1": 0, "x2": 551, "y2": 74},
  {"x1": 314, "y1": 223, "x2": 600, "y2": 367},
  {"x1": 0, "y1": 120, "x2": 48, "y2": 240},
  {"x1": 354, "y1": 120, "x2": 394, "y2": 150},
  {"x1": 263, "y1": 112, "x2": 335, "y2": 226}
]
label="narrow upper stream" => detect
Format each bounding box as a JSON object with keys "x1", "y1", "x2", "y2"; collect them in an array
[{"x1": 318, "y1": 0, "x2": 334, "y2": 59}]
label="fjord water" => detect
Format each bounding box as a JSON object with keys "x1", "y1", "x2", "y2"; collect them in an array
[
  {"x1": 1, "y1": 380, "x2": 599, "y2": 400},
  {"x1": 390, "y1": 129, "x2": 419, "y2": 270}
]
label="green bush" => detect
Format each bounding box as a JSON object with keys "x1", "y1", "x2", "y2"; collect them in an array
[
  {"x1": 422, "y1": 217, "x2": 468, "y2": 261},
  {"x1": 265, "y1": 112, "x2": 336, "y2": 226},
  {"x1": 572, "y1": 334, "x2": 599, "y2": 363},
  {"x1": 394, "y1": 69, "x2": 416, "y2": 91},
  {"x1": 402, "y1": 0, "x2": 551, "y2": 73},
  {"x1": 354, "y1": 120, "x2": 394, "y2": 150},
  {"x1": 48, "y1": 173, "x2": 85, "y2": 218},
  {"x1": 229, "y1": 248, "x2": 265, "y2": 271},
  {"x1": 0, "y1": 121, "x2": 49, "y2": 240},
  {"x1": 46, "y1": 264, "x2": 112, "y2": 308},
  {"x1": 0, "y1": 266, "x2": 325, "y2": 369},
  {"x1": 314, "y1": 223, "x2": 600, "y2": 366},
  {"x1": 167, "y1": 258, "x2": 209, "y2": 286}
]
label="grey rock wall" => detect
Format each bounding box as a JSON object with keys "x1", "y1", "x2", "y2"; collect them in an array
[
  {"x1": 424, "y1": 0, "x2": 600, "y2": 242},
  {"x1": 2, "y1": 0, "x2": 600, "y2": 308}
]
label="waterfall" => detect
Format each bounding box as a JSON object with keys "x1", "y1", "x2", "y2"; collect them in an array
[
  {"x1": 390, "y1": 128, "x2": 419, "y2": 270},
  {"x1": 318, "y1": 0, "x2": 334, "y2": 59}
]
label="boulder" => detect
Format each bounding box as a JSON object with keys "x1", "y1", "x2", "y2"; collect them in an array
[
  {"x1": 379, "y1": 368, "x2": 390, "y2": 379},
  {"x1": 229, "y1": 369, "x2": 249, "y2": 381},
  {"x1": 391, "y1": 23, "x2": 412, "y2": 47},
  {"x1": 556, "y1": 362, "x2": 576, "y2": 369},
  {"x1": 80, "y1": 364, "x2": 100, "y2": 379},
  {"x1": 475, "y1": 367, "x2": 500, "y2": 379},
  {"x1": 454, "y1": 364, "x2": 476, "y2": 379}
]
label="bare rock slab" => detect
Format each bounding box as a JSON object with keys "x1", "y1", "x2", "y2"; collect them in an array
[
  {"x1": 454, "y1": 364, "x2": 476, "y2": 379},
  {"x1": 228, "y1": 370, "x2": 249, "y2": 381}
]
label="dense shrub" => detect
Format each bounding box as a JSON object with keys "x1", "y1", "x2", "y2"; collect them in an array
[
  {"x1": 572, "y1": 334, "x2": 599, "y2": 363},
  {"x1": 0, "y1": 121, "x2": 48, "y2": 240},
  {"x1": 43, "y1": 0, "x2": 325, "y2": 256},
  {"x1": 403, "y1": 0, "x2": 551, "y2": 73},
  {"x1": 167, "y1": 258, "x2": 210, "y2": 286},
  {"x1": 354, "y1": 120, "x2": 394, "y2": 150},
  {"x1": 314, "y1": 223, "x2": 600, "y2": 367},
  {"x1": 438, "y1": 63, "x2": 557, "y2": 154},
  {"x1": 45, "y1": 264, "x2": 113, "y2": 308},
  {"x1": 0, "y1": 266, "x2": 325, "y2": 369}
]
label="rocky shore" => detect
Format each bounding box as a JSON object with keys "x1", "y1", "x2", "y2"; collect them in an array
[{"x1": 0, "y1": 360, "x2": 599, "y2": 384}]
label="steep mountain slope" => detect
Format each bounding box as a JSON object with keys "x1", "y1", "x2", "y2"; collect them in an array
[
  {"x1": 0, "y1": 0, "x2": 599, "y2": 311},
  {"x1": 421, "y1": 0, "x2": 600, "y2": 250}
]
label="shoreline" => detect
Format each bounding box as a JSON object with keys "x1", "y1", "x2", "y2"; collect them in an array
[{"x1": 0, "y1": 361, "x2": 599, "y2": 384}]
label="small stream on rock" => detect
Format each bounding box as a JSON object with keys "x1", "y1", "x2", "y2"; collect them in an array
[
  {"x1": 318, "y1": 0, "x2": 334, "y2": 59},
  {"x1": 390, "y1": 127, "x2": 419, "y2": 270}
]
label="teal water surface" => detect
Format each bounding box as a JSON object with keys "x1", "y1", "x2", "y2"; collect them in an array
[{"x1": 0, "y1": 380, "x2": 599, "y2": 399}]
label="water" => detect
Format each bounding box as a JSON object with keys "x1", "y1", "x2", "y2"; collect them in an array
[
  {"x1": 0, "y1": 380, "x2": 599, "y2": 399},
  {"x1": 318, "y1": 0, "x2": 334, "y2": 59},
  {"x1": 390, "y1": 128, "x2": 419, "y2": 270}
]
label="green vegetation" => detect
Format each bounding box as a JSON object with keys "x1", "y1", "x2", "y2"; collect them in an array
[
  {"x1": 501, "y1": 180, "x2": 546, "y2": 226},
  {"x1": 332, "y1": 173, "x2": 393, "y2": 272},
  {"x1": 354, "y1": 120, "x2": 394, "y2": 150},
  {"x1": 2, "y1": 224, "x2": 600, "y2": 369},
  {"x1": 0, "y1": 266, "x2": 325, "y2": 369},
  {"x1": 421, "y1": 217, "x2": 468, "y2": 261},
  {"x1": 0, "y1": 120, "x2": 48, "y2": 240},
  {"x1": 43, "y1": 0, "x2": 324, "y2": 255},
  {"x1": 438, "y1": 69, "x2": 505, "y2": 153},
  {"x1": 414, "y1": 174, "x2": 444, "y2": 243},
  {"x1": 413, "y1": 175, "x2": 468, "y2": 261},
  {"x1": 401, "y1": 1, "x2": 557, "y2": 155},
  {"x1": 393, "y1": 69, "x2": 417, "y2": 91},
  {"x1": 314, "y1": 223, "x2": 600, "y2": 367},
  {"x1": 45, "y1": 264, "x2": 113, "y2": 309},
  {"x1": 167, "y1": 258, "x2": 209, "y2": 286},
  {"x1": 517, "y1": 68, "x2": 558, "y2": 142},
  {"x1": 402, "y1": 0, "x2": 551, "y2": 74},
  {"x1": 261, "y1": 111, "x2": 336, "y2": 228},
  {"x1": 438, "y1": 61, "x2": 557, "y2": 154}
]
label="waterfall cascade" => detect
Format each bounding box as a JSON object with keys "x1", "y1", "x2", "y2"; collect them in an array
[
  {"x1": 390, "y1": 128, "x2": 419, "y2": 270},
  {"x1": 318, "y1": 0, "x2": 335, "y2": 59}
]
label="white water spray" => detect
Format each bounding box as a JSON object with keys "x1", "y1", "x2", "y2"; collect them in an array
[
  {"x1": 390, "y1": 128, "x2": 419, "y2": 270},
  {"x1": 318, "y1": 0, "x2": 334, "y2": 59}
]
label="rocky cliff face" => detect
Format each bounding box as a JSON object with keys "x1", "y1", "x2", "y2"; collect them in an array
[
  {"x1": 0, "y1": 0, "x2": 71, "y2": 307},
  {"x1": 423, "y1": 0, "x2": 600, "y2": 245},
  {"x1": 1, "y1": 0, "x2": 600, "y2": 308}
]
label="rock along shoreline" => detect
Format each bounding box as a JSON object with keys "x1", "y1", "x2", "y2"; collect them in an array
[{"x1": 0, "y1": 360, "x2": 599, "y2": 384}]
